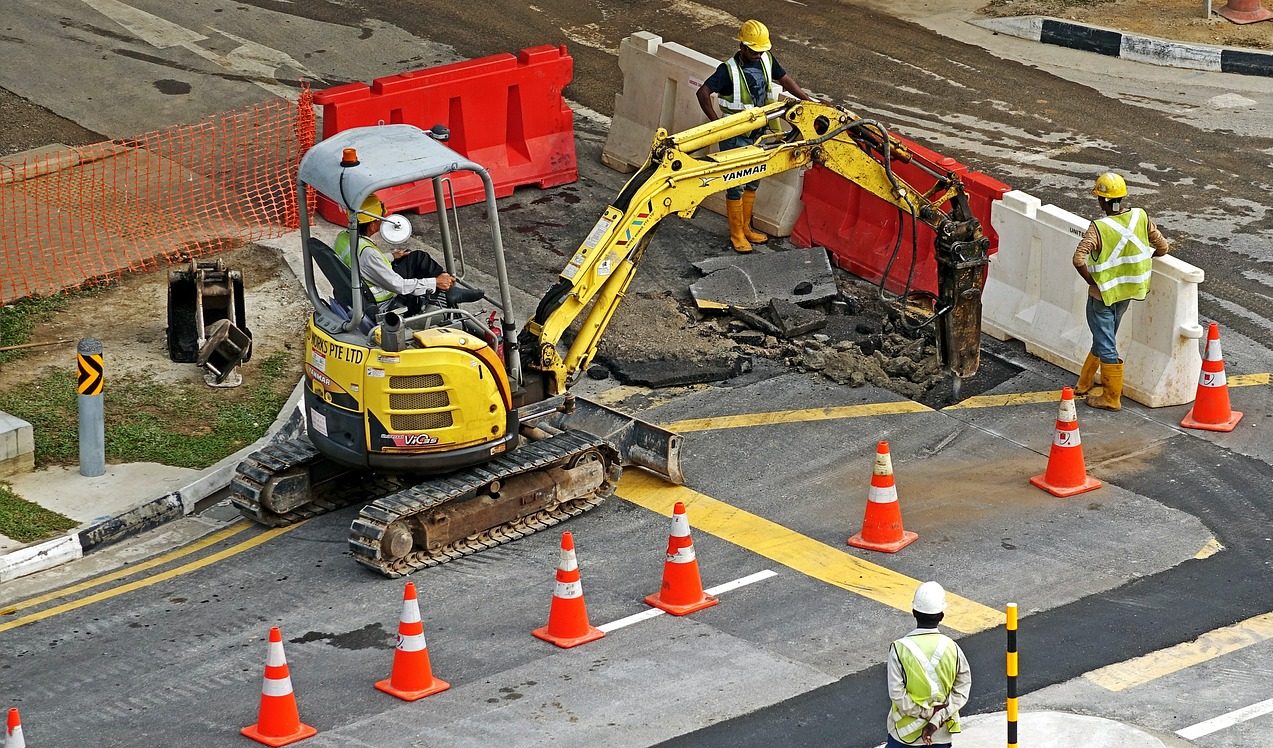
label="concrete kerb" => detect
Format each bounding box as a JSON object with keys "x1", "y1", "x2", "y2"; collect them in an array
[
  {"x1": 974, "y1": 15, "x2": 1273, "y2": 76},
  {"x1": 0, "y1": 379, "x2": 305, "y2": 584}
]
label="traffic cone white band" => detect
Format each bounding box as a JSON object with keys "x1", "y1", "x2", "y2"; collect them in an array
[
  {"x1": 1205, "y1": 339, "x2": 1222, "y2": 361},
  {"x1": 262, "y1": 675, "x2": 295, "y2": 697},
  {"x1": 873, "y1": 451, "x2": 893, "y2": 476},
  {"x1": 1058, "y1": 397, "x2": 1076, "y2": 422},
  {"x1": 558, "y1": 549, "x2": 578, "y2": 572},
  {"x1": 397, "y1": 632, "x2": 426, "y2": 652},
  {"x1": 1054, "y1": 428, "x2": 1081, "y2": 447},
  {"x1": 555, "y1": 580, "x2": 583, "y2": 599},
  {"x1": 667, "y1": 544, "x2": 696, "y2": 563},
  {"x1": 669, "y1": 512, "x2": 690, "y2": 537},
  {"x1": 867, "y1": 483, "x2": 899, "y2": 504},
  {"x1": 400, "y1": 599, "x2": 421, "y2": 624},
  {"x1": 7, "y1": 726, "x2": 23, "y2": 748},
  {"x1": 267, "y1": 640, "x2": 286, "y2": 667},
  {"x1": 1200, "y1": 369, "x2": 1227, "y2": 388}
]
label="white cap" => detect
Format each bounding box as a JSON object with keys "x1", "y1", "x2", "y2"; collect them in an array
[{"x1": 912, "y1": 581, "x2": 947, "y2": 615}]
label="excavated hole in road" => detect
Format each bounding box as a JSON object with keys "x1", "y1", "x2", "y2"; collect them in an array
[{"x1": 590, "y1": 272, "x2": 1021, "y2": 407}]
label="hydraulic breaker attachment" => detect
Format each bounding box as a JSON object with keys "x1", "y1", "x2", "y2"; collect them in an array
[{"x1": 934, "y1": 214, "x2": 991, "y2": 379}]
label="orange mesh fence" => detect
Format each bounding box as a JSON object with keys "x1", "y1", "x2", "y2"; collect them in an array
[{"x1": 0, "y1": 86, "x2": 316, "y2": 305}]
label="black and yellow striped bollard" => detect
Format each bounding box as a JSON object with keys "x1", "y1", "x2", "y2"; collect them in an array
[
  {"x1": 77, "y1": 338, "x2": 105, "y2": 477},
  {"x1": 1006, "y1": 602, "x2": 1019, "y2": 747}
]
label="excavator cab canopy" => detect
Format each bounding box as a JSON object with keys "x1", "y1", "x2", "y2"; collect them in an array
[{"x1": 295, "y1": 125, "x2": 516, "y2": 368}]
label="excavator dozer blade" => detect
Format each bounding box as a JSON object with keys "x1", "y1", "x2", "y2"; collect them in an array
[{"x1": 532, "y1": 395, "x2": 684, "y2": 485}]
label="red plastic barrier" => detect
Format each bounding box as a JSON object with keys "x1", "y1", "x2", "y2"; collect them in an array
[
  {"x1": 792, "y1": 135, "x2": 1009, "y2": 296},
  {"x1": 313, "y1": 45, "x2": 577, "y2": 223}
]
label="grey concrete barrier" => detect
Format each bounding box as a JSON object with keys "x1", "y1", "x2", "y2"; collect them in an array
[{"x1": 983, "y1": 191, "x2": 1204, "y2": 407}]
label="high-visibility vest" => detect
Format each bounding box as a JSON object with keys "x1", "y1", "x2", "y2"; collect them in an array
[
  {"x1": 719, "y1": 53, "x2": 774, "y2": 113},
  {"x1": 1089, "y1": 207, "x2": 1154, "y2": 305},
  {"x1": 333, "y1": 232, "x2": 395, "y2": 303},
  {"x1": 889, "y1": 633, "x2": 963, "y2": 744}
]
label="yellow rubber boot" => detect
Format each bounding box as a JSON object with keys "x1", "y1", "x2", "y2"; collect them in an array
[
  {"x1": 1074, "y1": 353, "x2": 1100, "y2": 396},
  {"x1": 726, "y1": 198, "x2": 753, "y2": 253},
  {"x1": 1085, "y1": 361, "x2": 1123, "y2": 411},
  {"x1": 740, "y1": 191, "x2": 769, "y2": 244}
]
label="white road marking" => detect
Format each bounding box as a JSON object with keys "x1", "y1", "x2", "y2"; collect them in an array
[
  {"x1": 597, "y1": 569, "x2": 778, "y2": 633},
  {"x1": 79, "y1": 0, "x2": 320, "y2": 100},
  {"x1": 1176, "y1": 696, "x2": 1273, "y2": 740}
]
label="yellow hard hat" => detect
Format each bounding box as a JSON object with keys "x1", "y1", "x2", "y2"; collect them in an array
[
  {"x1": 356, "y1": 194, "x2": 385, "y2": 224},
  {"x1": 1092, "y1": 172, "x2": 1127, "y2": 200},
  {"x1": 737, "y1": 19, "x2": 771, "y2": 52}
]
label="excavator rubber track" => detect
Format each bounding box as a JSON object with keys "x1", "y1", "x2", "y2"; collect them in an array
[
  {"x1": 348, "y1": 430, "x2": 618, "y2": 577},
  {"x1": 230, "y1": 435, "x2": 404, "y2": 527}
]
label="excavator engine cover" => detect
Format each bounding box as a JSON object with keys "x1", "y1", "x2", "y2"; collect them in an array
[{"x1": 167, "y1": 259, "x2": 253, "y2": 369}]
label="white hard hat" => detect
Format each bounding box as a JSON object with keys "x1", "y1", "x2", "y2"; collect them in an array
[{"x1": 912, "y1": 581, "x2": 947, "y2": 615}]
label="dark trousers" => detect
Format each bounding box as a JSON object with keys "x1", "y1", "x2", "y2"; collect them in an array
[
  {"x1": 390, "y1": 251, "x2": 445, "y2": 315},
  {"x1": 885, "y1": 736, "x2": 950, "y2": 748}
]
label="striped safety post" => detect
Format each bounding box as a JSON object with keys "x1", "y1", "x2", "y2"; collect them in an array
[
  {"x1": 76, "y1": 337, "x2": 105, "y2": 477},
  {"x1": 1006, "y1": 602, "x2": 1019, "y2": 748}
]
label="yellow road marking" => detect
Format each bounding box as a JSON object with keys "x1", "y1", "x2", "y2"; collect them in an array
[
  {"x1": 944, "y1": 391, "x2": 1059, "y2": 410},
  {"x1": 617, "y1": 471, "x2": 1003, "y2": 634},
  {"x1": 1194, "y1": 537, "x2": 1225, "y2": 560},
  {"x1": 663, "y1": 401, "x2": 932, "y2": 433},
  {"x1": 0, "y1": 524, "x2": 297, "y2": 634},
  {"x1": 661, "y1": 372, "x2": 1270, "y2": 432},
  {"x1": 1085, "y1": 610, "x2": 1273, "y2": 692},
  {"x1": 0, "y1": 522, "x2": 250, "y2": 617},
  {"x1": 1230, "y1": 373, "x2": 1270, "y2": 387}
]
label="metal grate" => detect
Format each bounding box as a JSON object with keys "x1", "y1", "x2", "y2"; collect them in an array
[
  {"x1": 390, "y1": 412, "x2": 454, "y2": 431},
  {"x1": 390, "y1": 391, "x2": 450, "y2": 410},
  {"x1": 389, "y1": 373, "x2": 444, "y2": 389}
]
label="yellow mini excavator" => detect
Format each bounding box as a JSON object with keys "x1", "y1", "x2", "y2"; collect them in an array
[{"x1": 231, "y1": 99, "x2": 989, "y2": 577}]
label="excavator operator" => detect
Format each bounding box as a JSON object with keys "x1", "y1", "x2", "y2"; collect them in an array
[
  {"x1": 696, "y1": 18, "x2": 815, "y2": 254},
  {"x1": 334, "y1": 194, "x2": 456, "y2": 317}
]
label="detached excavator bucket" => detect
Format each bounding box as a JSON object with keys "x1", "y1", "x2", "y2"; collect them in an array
[
  {"x1": 167, "y1": 259, "x2": 253, "y2": 367},
  {"x1": 538, "y1": 395, "x2": 684, "y2": 485},
  {"x1": 198, "y1": 318, "x2": 253, "y2": 384}
]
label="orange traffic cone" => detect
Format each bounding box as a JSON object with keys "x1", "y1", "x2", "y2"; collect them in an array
[
  {"x1": 1030, "y1": 387, "x2": 1102, "y2": 497},
  {"x1": 645, "y1": 502, "x2": 719, "y2": 615},
  {"x1": 241, "y1": 627, "x2": 318, "y2": 747},
  {"x1": 847, "y1": 441, "x2": 919, "y2": 553},
  {"x1": 375, "y1": 581, "x2": 450, "y2": 701},
  {"x1": 6, "y1": 708, "x2": 25, "y2": 748},
  {"x1": 1217, "y1": 0, "x2": 1273, "y2": 24},
  {"x1": 532, "y1": 532, "x2": 605, "y2": 649},
  {"x1": 1181, "y1": 322, "x2": 1244, "y2": 432}
]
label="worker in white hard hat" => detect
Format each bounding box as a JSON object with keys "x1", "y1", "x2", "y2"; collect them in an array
[
  {"x1": 695, "y1": 19, "x2": 815, "y2": 254},
  {"x1": 884, "y1": 581, "x2": 971, "y2": 746},
  {"x1": 1072, "y1": 171, "x2": 1170, "y2": 411},
  {"x1": 334, "y1": 194, "x2": 456, "y2": 317}
]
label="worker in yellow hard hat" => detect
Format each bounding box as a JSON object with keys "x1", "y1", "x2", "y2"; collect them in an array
[
  {"x1": 1072, "y1": 172, "x2": 1171, "y2": 411},
  {"x1": 696, "y1": 19, "x2": 816, "y2": 253},
  {"x1": 334, "y1": 194, "x2": 455, "y2": 316}
]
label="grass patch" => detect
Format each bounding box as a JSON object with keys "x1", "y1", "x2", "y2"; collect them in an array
[
  {"x1": 0, "y1": 350, "x2": 298, "y2": 469},
  {"x1": 0, "y1": 481, "x2": 78, "y2": 542},
  {"x1": 0, "y1": 294, "x2": 72, "y2": 366},
  {"x1": 0, "y1": 287, "x2": 108, "y2": 365}
]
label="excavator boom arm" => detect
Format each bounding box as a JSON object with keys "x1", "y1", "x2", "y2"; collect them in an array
[{"x1": 519, "y1": 100, "x2": 989, "y2": 394}]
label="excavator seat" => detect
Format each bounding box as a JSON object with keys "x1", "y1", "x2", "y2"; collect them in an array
[{"x1": 310, "y1": 237, "x2": 376, "y2": 332}]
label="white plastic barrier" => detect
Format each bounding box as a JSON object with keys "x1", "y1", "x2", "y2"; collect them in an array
[
  {"x1": 983, "y1": 191, "x2": 1204, "y2": 407},
  {"x1": 601, "y1": 32, "x2": 805, "y2": 237}
]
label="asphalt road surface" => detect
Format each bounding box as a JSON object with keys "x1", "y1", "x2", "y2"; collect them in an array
[{"x1": 1, "y1": 1, "x2": 1272, "y2": 747}]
